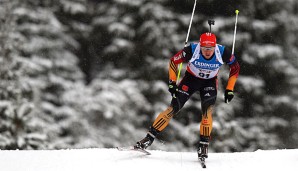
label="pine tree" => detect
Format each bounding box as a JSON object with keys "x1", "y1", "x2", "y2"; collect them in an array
[
  {"x1": 0, "y1": 0, "x2": 47, "y2": 149},
  {"x1": 0, "y1": 0, "x2": 90, "y2": 149}
]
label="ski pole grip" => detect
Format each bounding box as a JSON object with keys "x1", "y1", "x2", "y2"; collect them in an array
[{"x1": 235, "y1": 10, "x2": 239, "y2": 15}]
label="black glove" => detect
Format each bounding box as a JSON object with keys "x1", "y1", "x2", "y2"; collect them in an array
[
  {"x1": 224, "y1": 89, "x2": 234, "y2": 103},
  {"x1": 168, "y1": 80, "x2": 178, "y2": 97}
]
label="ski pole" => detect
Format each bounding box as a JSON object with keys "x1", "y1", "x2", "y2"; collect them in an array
[
  {"x1": 184, "y1": 0, "x2": 197, "y2": 47},
  {"x1": 232, "y1": 10, "x2": 239, "y2": 55},
  {"x1": 177, "y1": 0, "x2": 197, "y2": 82},
  {"x1": 226, "y1": 10, "x2": 239, "y2": 104}
]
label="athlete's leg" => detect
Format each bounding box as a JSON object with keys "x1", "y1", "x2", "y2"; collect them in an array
[
  {"x1": 198, "y1": 79, "x2": 217, "y2": 158},
  {"x1": 199, "y1": 79, "x2": 217, "y2": 136},
  {"x1": 136, "y1": 73, "x2": 196, "y2": 149}
]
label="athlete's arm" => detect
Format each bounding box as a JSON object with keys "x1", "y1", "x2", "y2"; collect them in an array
[
  {"x1": 222, "y1": 48, "x2": 240, "y2": 91},
  {"x1": 169, "y1": 46, "x2": 192, "y2": 82}
]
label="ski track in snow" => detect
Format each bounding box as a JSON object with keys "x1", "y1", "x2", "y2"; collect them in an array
[{"x1": 0, "y1": 148, "x2": 297, "y2": 171}]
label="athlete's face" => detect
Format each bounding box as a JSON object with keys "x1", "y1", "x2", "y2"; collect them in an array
[{"x1": 201, "y1": 46, "x2": 215, "y2": 59}]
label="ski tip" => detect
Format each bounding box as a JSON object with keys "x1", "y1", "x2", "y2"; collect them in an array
[
  {"x1": 116, "y1": 146, "x2": 134, "y2": 151},
  {"x1": 135, "y1": 148, "x2": 151, "y2": 155},
  {"x1": 116, "y1": 146, "x2": 151, "y2": 155},
  {"x1": 235, "y1": 9, "x2": 240, "y2": 14},
  {"x1": 199, "y1": 157, "x2": 207, "y2": 168}
]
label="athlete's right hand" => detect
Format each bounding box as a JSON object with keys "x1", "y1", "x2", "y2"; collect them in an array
[{"x1": 168, "y1": 80, "x2": 178, "y2": 97}]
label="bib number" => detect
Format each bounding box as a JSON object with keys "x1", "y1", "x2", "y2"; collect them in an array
[{"x1": 198, "y1": 72, "x2": 210, "y2": 79}]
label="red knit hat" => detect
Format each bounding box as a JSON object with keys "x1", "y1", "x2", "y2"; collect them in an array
[{"x1": 200, "y1": 32, "x2": 216, "y2": 47}]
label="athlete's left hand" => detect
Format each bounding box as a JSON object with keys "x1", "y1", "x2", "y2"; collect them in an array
[{"x1": 224, "y1": 90, "x2": 234, "y2": 103}]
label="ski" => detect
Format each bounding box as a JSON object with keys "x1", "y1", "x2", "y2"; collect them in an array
[
  {"x1": 117, "y1": 146, "x2": 151, "y2": 155},
  {"x1": 198, "y1": 157, "x2": 206, "y2": 168}
]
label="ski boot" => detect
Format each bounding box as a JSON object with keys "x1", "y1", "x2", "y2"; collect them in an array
[
  {"x1": 197, "y1": 136, "x2": 209, "y2": 158},
  {"x1": 135, "y1": 126, "x2": 159, "y2": 150}
]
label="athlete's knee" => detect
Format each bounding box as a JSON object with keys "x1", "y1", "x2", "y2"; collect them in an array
[
  {"x1": 170, "y1": 99, "x2": 182, "y2": 114},
  {"x1": 201, "y1": 96, "x2": 216, "y2": 115}
]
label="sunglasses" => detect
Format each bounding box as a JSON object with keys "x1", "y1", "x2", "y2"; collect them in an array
[{"x1": 201, "y1": 47, "x2": 215, "y2": 51}]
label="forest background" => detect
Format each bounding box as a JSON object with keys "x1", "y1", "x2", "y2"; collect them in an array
[{"x1": 1, "y1": 0, "x2": 298, "y2": 152}]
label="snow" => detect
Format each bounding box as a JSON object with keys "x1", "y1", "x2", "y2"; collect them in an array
[{"x1": 0, "y1": 148, "x2": 297, "y2": 171}]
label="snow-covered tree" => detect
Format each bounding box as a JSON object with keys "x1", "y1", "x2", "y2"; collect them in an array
[
  {"x1": 0, "y1": 0, "x2": 47, "y2": 149},
  {"x1": 0, "y1": 0, "x2": 91, "y2": 149}
]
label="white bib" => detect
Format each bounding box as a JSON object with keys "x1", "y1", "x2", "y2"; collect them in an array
[{"x1": 187, "y1": 44, "x2": 224, "y2": 79}]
